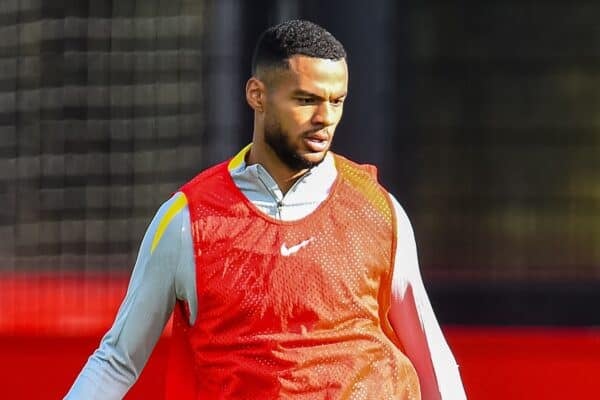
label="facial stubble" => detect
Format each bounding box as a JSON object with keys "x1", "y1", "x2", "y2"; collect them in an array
[{"x1": 263, "y1": 120, "x2": 328, "y2": 172}]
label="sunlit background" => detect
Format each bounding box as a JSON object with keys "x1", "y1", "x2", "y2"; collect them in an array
[{"x1": 1, "y1": 1, "x2": 599, "y2": 398}]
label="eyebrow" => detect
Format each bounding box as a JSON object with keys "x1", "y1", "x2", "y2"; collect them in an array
[{"x1": 292, "y1": 89, "x2": 347, "y2": 100}]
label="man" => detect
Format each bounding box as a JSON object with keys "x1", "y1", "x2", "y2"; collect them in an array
[{"x1": 65, "y1": 19, "x2": 465, "y2": 399}]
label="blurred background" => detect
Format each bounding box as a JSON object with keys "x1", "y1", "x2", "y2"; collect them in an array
[{"x1": 1, "y1": 0, "x2": 599, "y2": 398}]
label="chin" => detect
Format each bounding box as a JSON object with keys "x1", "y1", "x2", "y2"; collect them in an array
[{"x1": 299, "y1": 152, "x2": 328, "y2": 168}]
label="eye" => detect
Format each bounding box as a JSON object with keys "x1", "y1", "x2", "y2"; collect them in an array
[
  {"x1": 296, "y1": 97, "x2": 316, "y2": 105},
  {"x1": 331, "y1": 97, "x2": 345, "y2": 106}
]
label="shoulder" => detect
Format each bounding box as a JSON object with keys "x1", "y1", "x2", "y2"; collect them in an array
[
  {"x1": 333, "y1": 153, "x2": 385, "y2": 197},
  {"x1": 154, "y1": 192, "x2": 189, "y2": 224},
  {"x1": 332, "y1": 153, "x2": 379, "y2": 181},
  {"x1": 386, "y1": 194, "x2": 417, "y2": 246},
  {"x1": 146, "y1": 192, "x2": 190, "y2": 254},
  {"x1": 179, "y1": 160, "x2": 231, "y2": 197},
  {"x1": 332, "y1": 153, "x2": 397, "y2": 224}
]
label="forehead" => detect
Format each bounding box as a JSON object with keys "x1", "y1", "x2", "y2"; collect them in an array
[{"x1": 275, "y1": 55, "x2": 348, "y2": 95}]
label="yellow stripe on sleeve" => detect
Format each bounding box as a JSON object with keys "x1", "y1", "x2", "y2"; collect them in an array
[
  {"x1": 227, "y1": 143, "x2": 252, "y2": 171},
  {"x1": 150, "y1": 194, "x2": 188, "y2": 254}
]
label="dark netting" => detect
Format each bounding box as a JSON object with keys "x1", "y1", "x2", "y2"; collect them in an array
[
  {"x1": 406, "y1": 2, "x2": 600, "y2": 285},
  {"x1": 1, "y1": 0, "x2": 599, "y2": 328},
  {"x1": 0, "y1": 0, "x2": 208, "y2": 272}
]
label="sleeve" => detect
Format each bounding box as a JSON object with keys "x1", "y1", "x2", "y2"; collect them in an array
[
  {"x1": 387, "y1": 195, "x2": 466, "y2": 400},
  {"x1": 64, "y1": 192, "x2": 193, "y2": 399}
]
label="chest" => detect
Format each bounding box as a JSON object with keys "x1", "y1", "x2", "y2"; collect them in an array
[{"x1": 189, "y1": 198, "x2": 393, "y2": 333}]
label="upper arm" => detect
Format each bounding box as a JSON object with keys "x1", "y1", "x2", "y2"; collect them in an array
[
  {"x1": 387, "y1": 194, "x2": 466, "y2": 400},
  {"x1": 64, "y1": 192, "x2": 190, "y2": 399}
]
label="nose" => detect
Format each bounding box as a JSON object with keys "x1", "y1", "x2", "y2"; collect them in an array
[{"x1": 312, "y1": 101, "x2": 336, "y2": 127}]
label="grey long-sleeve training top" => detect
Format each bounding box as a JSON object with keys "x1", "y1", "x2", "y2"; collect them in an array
[{"x1": 65, "y1": 147, "x2": 466, "y2": 400}]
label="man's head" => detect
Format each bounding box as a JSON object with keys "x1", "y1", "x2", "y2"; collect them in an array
[
  {"x1": 246, "y1": 20, "x2": 348, "y2": 175},
  {"x1": 251, "y1": 19, "x2": 346, "y2": 78}
]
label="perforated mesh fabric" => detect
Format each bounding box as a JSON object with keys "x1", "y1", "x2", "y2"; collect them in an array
[{"x1": 169, "y1": 155, "x2": 420, "y2": 399}]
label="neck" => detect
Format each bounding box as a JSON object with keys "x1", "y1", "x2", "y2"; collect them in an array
[{"x1": 246, "y1": 144, "x2": 308, "y2": 194}]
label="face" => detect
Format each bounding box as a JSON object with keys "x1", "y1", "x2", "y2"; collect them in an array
[{"x1": 260, "y1": 55, "x2": 348, "y2": 171}]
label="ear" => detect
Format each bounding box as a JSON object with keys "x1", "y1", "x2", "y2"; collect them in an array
[{"x1": 245, "y1": 77, "x2": 266, "y2": 112}]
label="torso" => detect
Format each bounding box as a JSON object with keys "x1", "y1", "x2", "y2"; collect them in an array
[{"x1": 168, "y1": 154, "x2": 420, "y2": 400}]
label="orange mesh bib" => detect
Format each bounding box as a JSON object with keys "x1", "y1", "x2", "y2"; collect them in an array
[{"x1": 167, "y1": 155, "x2": 420, "y2": 400}]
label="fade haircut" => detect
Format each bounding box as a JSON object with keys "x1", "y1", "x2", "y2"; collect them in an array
[{"x1": 251, "y1": 19, "x2": 346, "y2": 76}]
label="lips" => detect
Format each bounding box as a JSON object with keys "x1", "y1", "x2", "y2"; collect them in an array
[
  {"x1": 304, "y1": 131, "x2": 329, "y2": 152},
  {"x1": 306, "y1": 129, "x2": 329, "y2": 141}
]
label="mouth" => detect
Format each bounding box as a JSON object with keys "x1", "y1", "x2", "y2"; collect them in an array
[{"x1": 303, "y1": 130, "x2": 329, "y2": 152}]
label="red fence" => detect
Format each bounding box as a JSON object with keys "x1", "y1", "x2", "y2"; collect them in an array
[{"x1": 2, "y1": 273, "x2": 600, "y2": 399}]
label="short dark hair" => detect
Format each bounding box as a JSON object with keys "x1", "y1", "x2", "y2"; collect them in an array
[{"x1": 251, "y1": 19, "x2": 346, "y2": 75}]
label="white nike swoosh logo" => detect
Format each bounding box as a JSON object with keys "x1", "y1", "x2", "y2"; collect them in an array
[{"x1": 280, "y1": 237, "x2": 315, "y2": 257}]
